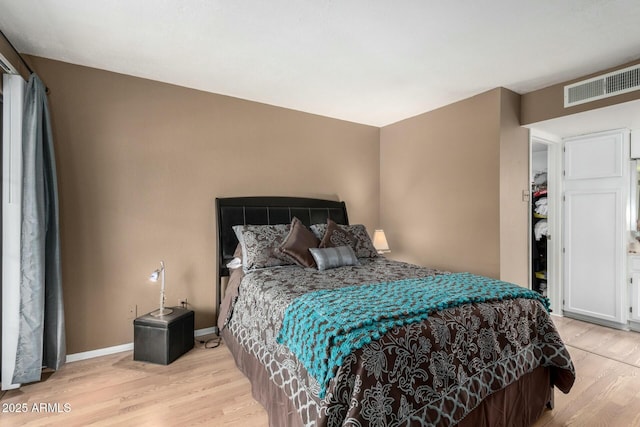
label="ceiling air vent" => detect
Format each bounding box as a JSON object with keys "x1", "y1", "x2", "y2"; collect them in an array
[{"x1": 564, "y1": 63, "x2": 640, "y2": 108}]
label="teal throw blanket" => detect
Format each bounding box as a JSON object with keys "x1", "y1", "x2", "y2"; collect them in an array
[{"x1": 276, "y1": 272, "x2": 549, "y2": 398}]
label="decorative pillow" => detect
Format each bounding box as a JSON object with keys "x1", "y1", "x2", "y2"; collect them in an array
[
  {"x1": 310, "y1": 219, "x2": 378, "y2": 258},
  {"x1": 233, "y1": 224, "x2": 293, "y2": 272},
  {"x1": 278, "y1": 217, "x2": 320, "y2": 268},
  {"x1": 309, "y1": 246, "x2": 359, "y2": 271}
]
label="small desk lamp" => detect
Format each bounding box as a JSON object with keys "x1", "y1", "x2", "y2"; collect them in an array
[{"x1": 149, "y1": 261, "x2": 173, "y2": 317}]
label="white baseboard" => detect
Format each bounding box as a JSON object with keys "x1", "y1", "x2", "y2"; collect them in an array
[
  {"x1": 65, "y1": 326, "x2": 219, "y2": 363},
  {"x1": 66, "y1": 342, "x2": 133, "y2": 363}
]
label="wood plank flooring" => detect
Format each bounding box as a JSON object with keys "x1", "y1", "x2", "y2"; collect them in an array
[
  {"x1": 533, "y1": 316, "x2": 640, "y2": 427},
  {"x1": 1, "y1": 316, "x2": 640, "y2": 426}
]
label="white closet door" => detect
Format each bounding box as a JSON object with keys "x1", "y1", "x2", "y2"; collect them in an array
[{"x1": 563, "y1": 130, "x2": 628, "y2": 326}]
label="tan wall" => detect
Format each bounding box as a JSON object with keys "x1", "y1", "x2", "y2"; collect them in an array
[
  {"x1": 29, "y1": 56, "x2": 380, "y2": 354},
  {"x1": 521, "y1": 58, "x2": 640, "y2": 125},
  {"x1": 499, "y1": 89, "x2": 530, "y2": 286},
  {"x1": 27, "y1": 55, "x2": 530, "y2": 354},
  {"x1": 380, "y1": 88, "x2": 529, "y2": 283},
  {"x1": 380, "y1": 89, "x2": 502, "y2": 278}
]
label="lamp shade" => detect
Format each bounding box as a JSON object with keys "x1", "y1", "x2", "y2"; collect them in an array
[{"x1": 372, "y1": 229, "x2": 390, "y2": 253}]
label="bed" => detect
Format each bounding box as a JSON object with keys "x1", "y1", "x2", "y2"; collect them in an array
[{"x1": 215, "y1": 196, "x2": 575, "y2": 427}]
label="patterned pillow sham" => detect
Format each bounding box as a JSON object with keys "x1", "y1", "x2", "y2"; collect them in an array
[
  {"x1": 233, "y1": 224, "x2": 293, "y2": 272},
  {"x1": 309, "y1": 246, "x2": 359, "y2": 271},
  {"x1": 310, "y1": 219, "x2": 378, "y2": 258},
  {"x1": 278, "y1": 217, "x2": 320, "y2": 268}
]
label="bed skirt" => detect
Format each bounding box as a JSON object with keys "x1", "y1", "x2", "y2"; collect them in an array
[{"x1": 221, "y1": 327, "x2": 553, "y2": 427}]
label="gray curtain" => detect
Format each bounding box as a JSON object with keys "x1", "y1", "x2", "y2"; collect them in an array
[{"x1": 12, "y1": 74, "x2": 65, "y2": 383}]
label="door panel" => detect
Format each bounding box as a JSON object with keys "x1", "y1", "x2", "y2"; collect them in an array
[
  {"x1": 565, "y1": 133, "x2": 623, "y2": 180},
  {"x1": 564, "y1": 189, "x2": 623, "y2": 322}
]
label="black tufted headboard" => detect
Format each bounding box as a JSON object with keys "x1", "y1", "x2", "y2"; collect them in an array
[{"x1": 215, "y1": 196, "x2": 349, "y2": 316}]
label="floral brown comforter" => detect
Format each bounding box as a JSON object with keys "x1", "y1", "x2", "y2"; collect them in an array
[{"x1": 221, "y1": 257, "x2": 575, "y2": 426}]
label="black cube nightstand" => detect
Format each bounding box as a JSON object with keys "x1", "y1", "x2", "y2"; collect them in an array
[{"x1": 133, "y1": 307, "x2": 194, "y2": 365}]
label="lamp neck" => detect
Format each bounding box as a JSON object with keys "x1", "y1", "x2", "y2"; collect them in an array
[{"x1": 160, "y1": 261, "x2": 166, "y2": 312}]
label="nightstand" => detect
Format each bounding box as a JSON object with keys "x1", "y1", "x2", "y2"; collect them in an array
[{"x1": 133, "y1": 307, "x2": 194, "y2": 365}]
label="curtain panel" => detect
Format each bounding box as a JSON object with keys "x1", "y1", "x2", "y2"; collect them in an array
[{"x1": 2, "y1": 73, "x2": 65, "y2": 387}]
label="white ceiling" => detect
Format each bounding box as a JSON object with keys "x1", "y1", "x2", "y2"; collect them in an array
[{"x1": 2, "y1": 0, "x2": 640, "y2": 126}]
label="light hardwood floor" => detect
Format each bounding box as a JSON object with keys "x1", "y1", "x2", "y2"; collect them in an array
[{"x1": 1, "y1": 316, "x2": 640, "y2": 426}]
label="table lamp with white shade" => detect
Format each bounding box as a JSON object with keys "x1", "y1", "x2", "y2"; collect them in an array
[{"x1": 372, "y1": 229, "x2": 391, "y2": 254}]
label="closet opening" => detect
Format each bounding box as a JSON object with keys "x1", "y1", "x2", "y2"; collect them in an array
[
  {"x1": 529, "y1": 133, "x2": 561, "y2": 314},
  {"x1": 531, "y1": 141, "x2": 549, "y2": 297}
]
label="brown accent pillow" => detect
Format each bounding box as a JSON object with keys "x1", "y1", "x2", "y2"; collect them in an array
[
  {"x1": 313, "y1": 219, "x2": 379, "y2": 258},
  {"x1": 279, "y1": 217, "x2": 320, "y2": 268},
  {"x1": 319, "y1": 219, "x2": 352, "y2": 248}
]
